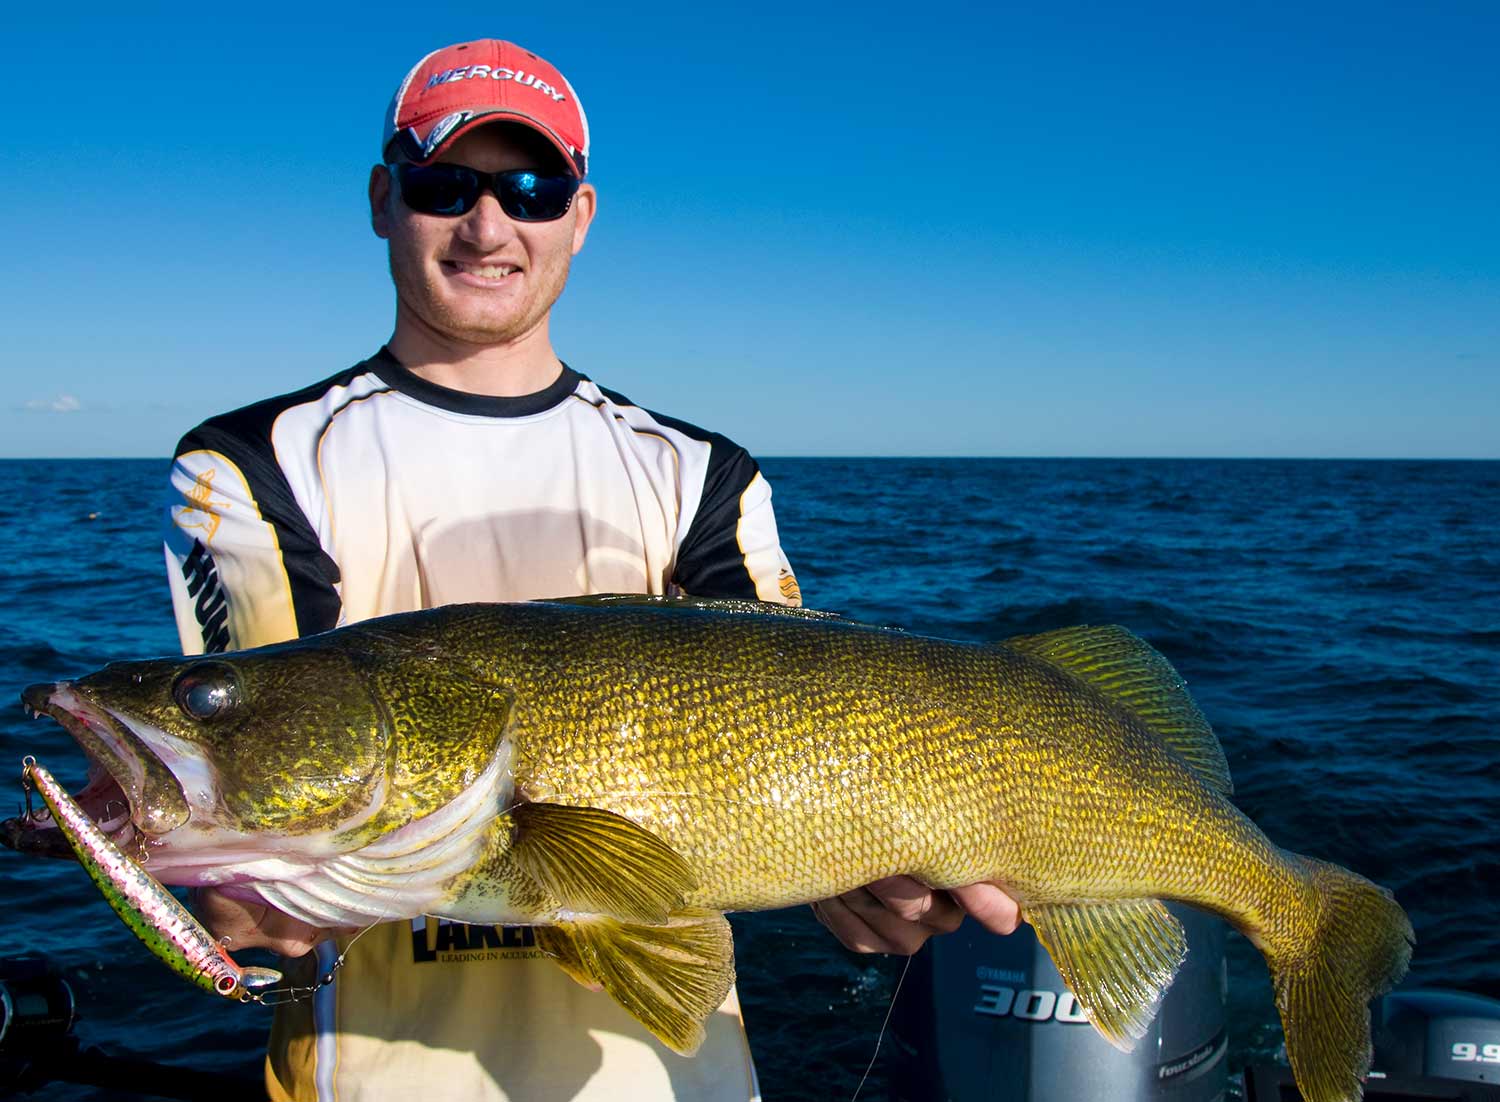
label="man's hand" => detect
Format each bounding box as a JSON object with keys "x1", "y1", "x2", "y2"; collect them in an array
[
  {"x1": 192, "y1": 887, "x2": 350, "y2": 957},
  {"x1": 811, "y1": 877, "x2": 1022, "y2": 955}
]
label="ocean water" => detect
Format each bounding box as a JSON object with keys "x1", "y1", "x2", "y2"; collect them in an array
[{"x1": 0, "y1": 457, "x2": 1495, "y2": 1100}]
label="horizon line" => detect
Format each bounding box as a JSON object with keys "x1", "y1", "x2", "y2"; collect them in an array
[{"x1": 2, "y1": 454, "x2": 1497, "y2": 464}]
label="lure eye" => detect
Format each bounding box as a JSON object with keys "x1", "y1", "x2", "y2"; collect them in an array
[{"x1": 172, "y1": 665, "x2": 240, "y2": 721}]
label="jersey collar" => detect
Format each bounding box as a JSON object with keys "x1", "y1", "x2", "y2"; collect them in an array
[{"x1": 367, "y1": 347, "x2": 583, "y2": 418}]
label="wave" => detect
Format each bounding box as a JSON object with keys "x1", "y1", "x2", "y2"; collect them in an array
[
  {"x1": 1086, "y1": 544, "x2": 1178, "y2": 570},
  {"x1": 976, "y1": 566, "x2": 1024, "y2": 584},
  {"x1": 0, "y1": 633, "x2": 68, "y2": 669}
]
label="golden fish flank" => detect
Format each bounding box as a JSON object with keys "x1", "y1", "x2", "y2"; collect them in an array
[{"x1": 15, "y1": 595, "x2": 1411, "y2": 1102}]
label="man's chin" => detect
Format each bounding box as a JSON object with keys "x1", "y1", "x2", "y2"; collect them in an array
[{"x1": 393, "y1": 285, "x2": 554, "y2": 350}]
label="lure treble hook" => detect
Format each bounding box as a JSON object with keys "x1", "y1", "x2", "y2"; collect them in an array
[{"x1": 19, "y1": 755, "x2": 38, "y2": 820}]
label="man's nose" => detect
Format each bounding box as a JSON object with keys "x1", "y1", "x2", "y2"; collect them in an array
[{"x1": 456, "y1": 191, "x2": 517, "y2": 250}]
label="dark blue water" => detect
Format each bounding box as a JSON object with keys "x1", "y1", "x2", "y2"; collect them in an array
[{"x1": 1, "y1": 457, "x2": 1496, "y2": 1100}]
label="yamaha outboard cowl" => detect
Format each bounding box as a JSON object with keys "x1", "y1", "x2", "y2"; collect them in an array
[
  {"x1": 890, "y1": 903, "x2": 1227, "y2": 1101},
  {"x1": 1374, "y1": 990, "x2": 1500, "y2": 1085},
  {"x1": 1243, "y1": 990, "x2": 1500, "y2": 1101}
]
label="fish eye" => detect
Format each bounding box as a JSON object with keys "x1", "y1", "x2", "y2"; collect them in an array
[{"x1": 172, "y1": 665, "x2": 240, "y2": 721}]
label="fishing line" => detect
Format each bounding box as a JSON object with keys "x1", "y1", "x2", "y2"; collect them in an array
[
  {"x1": 242, "y1": 920, "x2": 379, "y2": 1006},
  {"x1": 850, "y1": 950, "x2": 913, "y2": 1102}
]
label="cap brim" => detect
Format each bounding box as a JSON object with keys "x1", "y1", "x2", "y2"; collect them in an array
[{"x1": 395, "y1": 109, "x2": 584, "y2": 177}]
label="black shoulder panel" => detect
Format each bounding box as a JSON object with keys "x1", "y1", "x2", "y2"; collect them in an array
[
  {"x1": 172, "y1": 359, "x2": 375, "y2": 637},
  {"x1": 596, "y1": 386, "x2": 762, "y2": 600}
]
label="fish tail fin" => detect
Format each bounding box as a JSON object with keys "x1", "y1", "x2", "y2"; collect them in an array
[{"x1": 1266, "y1": 856, "x2": 1413, "y2": 1102}]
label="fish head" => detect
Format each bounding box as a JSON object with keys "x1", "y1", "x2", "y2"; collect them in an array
[
  {"x1": 17, "y1": 639, "x2": 391, "y2": 854},
  {"x1": 11, "y1": 614, "x2": 517, "y2": 888}
]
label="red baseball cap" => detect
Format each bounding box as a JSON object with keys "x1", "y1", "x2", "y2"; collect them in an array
[{"x1": 383, "y1": 40, "x2": 590, "y2": 177}]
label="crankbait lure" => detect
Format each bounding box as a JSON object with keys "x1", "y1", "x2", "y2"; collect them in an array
[{"x1": 21, "y1": 757, "x2": 283, "y2": 1000}]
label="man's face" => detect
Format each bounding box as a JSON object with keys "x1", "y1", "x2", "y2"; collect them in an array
[{"x1": 370, "y1": 124, "x2": 596, "y2": 348}]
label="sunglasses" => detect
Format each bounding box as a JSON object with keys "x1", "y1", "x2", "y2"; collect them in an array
[{"x1": 392, "y1": 163, "x2": 581, "y2": 221}]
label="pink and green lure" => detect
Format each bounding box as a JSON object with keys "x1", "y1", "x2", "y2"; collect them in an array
[{"x1": 22, "y1": 758, "x2": 282, "y2": 1001}]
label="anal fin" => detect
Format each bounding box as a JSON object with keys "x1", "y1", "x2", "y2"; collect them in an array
[
  {"x1": 535, "y1": 910, "x2": 735, "y2": 1055},
  {"x1": 1027, "y1": 898, "x2": 1187, "y2": 1051}
]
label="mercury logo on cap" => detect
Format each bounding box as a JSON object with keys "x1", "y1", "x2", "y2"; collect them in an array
[
  {"x1": 384, "y1": 39, "x2": 590, "y2": 177},
  {"x1": 424, "y1": 66, "x2": 568, "y2": 103}
]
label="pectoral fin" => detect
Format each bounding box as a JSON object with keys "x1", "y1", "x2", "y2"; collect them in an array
[
  {"x1": 1027, "y1": 898, "x2": 1187, "y2": 1051},
  {"x1": 535, "y1": 910, "x2": 735, "y2": 1055},
  {"x1": 509, "y1": 802, "x2": 697, "y2": 925}
]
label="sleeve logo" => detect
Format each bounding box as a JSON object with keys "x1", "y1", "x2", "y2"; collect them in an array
[{"x1": 175, "y1": 468, "x2": 230, "y2": 544}]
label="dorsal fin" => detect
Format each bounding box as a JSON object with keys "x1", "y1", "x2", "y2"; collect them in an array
[
  {"x1": 1003, "y1": 625, "x2": 1232, "y2": 794},
  {"x1": 537, "y1": 593, "x2": 849, "y2": 620}
]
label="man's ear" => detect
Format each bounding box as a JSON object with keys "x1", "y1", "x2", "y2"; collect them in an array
[
  {"x1": 370, "y1": 164, "x2": 393, "y2": 239},
  {"x1": 570, "y1": 183, "x2": 597, "y2": 256}
]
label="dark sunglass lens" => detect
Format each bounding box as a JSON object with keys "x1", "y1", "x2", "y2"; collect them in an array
[
  {"x1": 497, "y1": 172, "x2": 580, "y2": 221},
  {"x1": 396, "y1": 165, "x2": 480, "y2": 216}
]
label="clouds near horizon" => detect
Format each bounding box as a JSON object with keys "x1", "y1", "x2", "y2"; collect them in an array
[{"x1": 21, "y1": 394, "x2": 82, "y2": 414}]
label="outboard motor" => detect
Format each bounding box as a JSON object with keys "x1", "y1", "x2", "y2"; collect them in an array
[
  {"x1": 890, "y1": 903, "x2": 1228, "y2": 1101},
  {"x1": 1371, "y1": 990, "x2": 1500, "y2": 1085},
  {"x1": 1242, "y1": 990, "x2": 1500, "y2": 1100}
]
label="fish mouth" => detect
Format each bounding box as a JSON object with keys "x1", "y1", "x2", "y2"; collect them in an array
[{"x1": 4, "y1": 682, "x2": 191, "y2": 858}]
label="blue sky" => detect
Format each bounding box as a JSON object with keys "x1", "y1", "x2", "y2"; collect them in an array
[{"x1": 2, "y1": 2, "x2": 1496, "y2": 458}]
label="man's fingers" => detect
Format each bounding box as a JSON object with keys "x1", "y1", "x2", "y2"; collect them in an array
[
  {"x1": 813, "y1": 886, "x2": 943, "y2": 955},
  {"x1": 863, "y1": 876, "x2": 965, "y2": 933},
  {"x1": 950, "y1": 882, "x2": 1023, "y2": 935},
  {"x1": 813, "y1": 880, "x2": 1025, "y2": 955},
  {"x1": 257, "y1": 910, "x2": 334, "y2": 958},
  {"x1": 811, "y1": 894, "x2": 890, "y2": 954},
  {"x1": 813, "y1": 890, "x2": 930, "y2": 954},
  {"x1": 192, "y1": 888, "x2": 334, "y2": 957}
]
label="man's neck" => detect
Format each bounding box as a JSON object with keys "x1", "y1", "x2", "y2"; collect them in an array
[{"x1": 387, "y1": 315, "x2": 563, "y2": 397}]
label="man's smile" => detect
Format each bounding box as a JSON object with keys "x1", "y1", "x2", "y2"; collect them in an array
[{"x1": 443, "y1": 259, "x2": 522, "y2": 285}]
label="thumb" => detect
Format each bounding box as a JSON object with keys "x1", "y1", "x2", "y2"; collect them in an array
[{"x1": 949, "y1": 882, "x2": 1023, "y2": 936}]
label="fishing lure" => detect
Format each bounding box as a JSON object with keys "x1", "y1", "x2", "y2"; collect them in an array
[{"x1": 21, "y1": 757, "x2": 283, "y2": 1001}]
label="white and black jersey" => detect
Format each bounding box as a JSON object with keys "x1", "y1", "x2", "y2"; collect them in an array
[
  {"x1": 165, "y1": 346, "x2": 800, "y2": 656},
  {"x1": 159, "y1": 347, "x2": 798, "y2": 1102}
]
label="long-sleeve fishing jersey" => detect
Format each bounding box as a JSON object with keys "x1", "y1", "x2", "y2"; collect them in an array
[{"x1": 161, "y1": 347, "x2": 800, "y2": 1102}]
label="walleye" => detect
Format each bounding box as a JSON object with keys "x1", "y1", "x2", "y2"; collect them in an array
[{"x1": 7, "y1": 596, "x2": 1411, "y2": 1102}]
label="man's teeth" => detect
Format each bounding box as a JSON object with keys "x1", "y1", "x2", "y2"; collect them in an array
[{"x1": 457, "y1": 263, "x2": 518, "y2": 279}]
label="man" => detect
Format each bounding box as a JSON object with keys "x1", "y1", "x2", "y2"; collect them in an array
[{"x1": 163, "y1": 38, "x2": 1018, "y2": 1102}]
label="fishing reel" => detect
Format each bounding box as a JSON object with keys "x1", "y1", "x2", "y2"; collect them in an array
[
  {"x1": 0, "y1": 953, "x2": 263, "y2": 1100},
  {"x1": 0, "y1": 954, "x2": 78, "y2": 1092}
]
